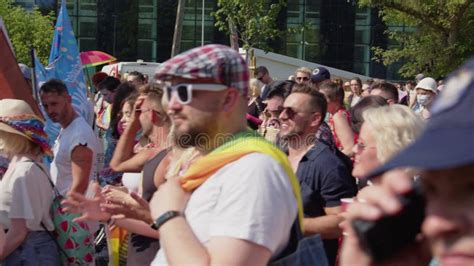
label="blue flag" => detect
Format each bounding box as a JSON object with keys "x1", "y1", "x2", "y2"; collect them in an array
[{"x1": 34, "y1": 0, "x2": 93, "y2": 145}]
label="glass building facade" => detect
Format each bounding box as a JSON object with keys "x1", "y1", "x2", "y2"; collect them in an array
[{"x1": 15, "y1": 0, "x2": 403, "y2": 79}]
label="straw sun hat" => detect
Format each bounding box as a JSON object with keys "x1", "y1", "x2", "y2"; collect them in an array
[{"x1": 0, "y1": 99, "x2": 52, "y2": 156}]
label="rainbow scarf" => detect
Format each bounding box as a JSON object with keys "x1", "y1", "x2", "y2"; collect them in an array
[
  {"x1": 0, "y1": 114, "x2": 52, "y2": 157},
  {"x1": 181, "y1": 131, "x2": 304, "y2": 229}
]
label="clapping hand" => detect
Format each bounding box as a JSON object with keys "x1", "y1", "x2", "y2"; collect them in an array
[
  {"x1": 102, "y1": 185, "x2": 139, "y2": 209},
  {"x1": 100, "y1": 190, "x2": 153, "y2": 224},
  {"x1": 62, "y1": 182, "x2": 111, "y2": 223}
]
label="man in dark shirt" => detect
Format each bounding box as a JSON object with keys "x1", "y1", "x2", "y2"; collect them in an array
[{"x1": 279, "y1": 83, "x2": 357, "y2": 265}]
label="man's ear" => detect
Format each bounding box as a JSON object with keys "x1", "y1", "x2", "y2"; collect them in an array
[
  {"x1": 152, "y1": 111, "x2": 167, "y2": 126},
  {"x1": 67, "y1": 94, "x2": 72, "y2": 103},
  {"x1": 222, "y1": 88, "x2": 240, "y2": 112},
  {"x1": 310, "y1": 112, "x2": 322, "y2": 127}
]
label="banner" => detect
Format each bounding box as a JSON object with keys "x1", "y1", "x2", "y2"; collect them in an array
[
  {"x1": 34, "y1": 0, "x2": 93, "y2": 145},
  {"x1": 0, "y1": 20, "x2": 42, "y2": 116}
]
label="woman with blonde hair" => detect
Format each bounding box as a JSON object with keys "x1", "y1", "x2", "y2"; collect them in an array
[
  {"x1": 0, "y1": 99, "x2": 59, "y2": 265},
  {"x1": 352, "y1": 105, "x2": 424, "y2": 181}
]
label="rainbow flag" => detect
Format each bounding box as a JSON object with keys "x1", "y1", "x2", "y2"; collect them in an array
[
  {"x1": 34, "y1": 0, "x2": 93, "y2": 145},
  {"x1": 181, "y1": 132, "x2": 304, "y2": 230}
]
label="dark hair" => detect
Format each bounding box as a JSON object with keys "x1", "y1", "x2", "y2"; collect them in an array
[
  {"x1": 98, "y1": 76, "x2": 121, "y2": 93},
  {"x1": 128, "y1": 71, "x2": 146, "y2": 82},
  {"x1": 39, "y1": 78, "x2": 69, "y2": 95},
  {"x1": 351, "y1": 77, "x2": 362, "y2": 88},
  {"x1": 371, "y1": 81, "x2": 399, "y2": 103},
  {"x1": 255, "y1": 66, "x2": 269, "y2": 75},
  {"x1": 350, "y1": 95, "x2": 388, "y2": 134},
  {"x1": 110, "y1": 82, "x2": 137, "y2": 138},
  {"x1": 92, "y1": 72, "x2": 108, "y2": 87},
  {"x1": 350, "y1": 77, "x2": 363, "y2": 96},
  {"x1": 123, "y1": 92, "x2": 139, "y2": 110},
  {"x1": 266, "y1": 80, "x2": 294, "y2": 100},
  {"x1": 291, "y1": 84, "x2": 327, "y2": 125},
  {"x1": 319, "y1": 80, "x2": 344, "y2": 105}
]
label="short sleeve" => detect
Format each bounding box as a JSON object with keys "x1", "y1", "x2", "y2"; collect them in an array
[
  {"x1": 209, "y1": 153, "x2": 297, "y2": 254},
  {"x1": 320, "y1": 165, "x2": 357, "y2": 208},
  {"x1": 9, "y1": 169, "x2": 35, "y2": 220},
  {"x1": 67, "y1": 131, "x2": 94, "y2": 157}
]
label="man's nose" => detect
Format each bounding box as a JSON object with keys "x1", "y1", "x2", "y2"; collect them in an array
[
  {"x1": 279, "y1": 109, "x2": 287, "y2": 120},
  {"x1": 167, "y1": 93, "x2": 182, "y2": 112}
]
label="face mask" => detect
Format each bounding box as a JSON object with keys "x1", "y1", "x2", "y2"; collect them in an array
[
  {"x1": 416, "y1": 94, "x2": 430, "y2": 106},
  {"x1": 324, "y1": 112, "x2": 331, "y2": 122}
]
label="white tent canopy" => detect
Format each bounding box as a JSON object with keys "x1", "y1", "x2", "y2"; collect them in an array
[{"x1": 241, "y1": 48, "x2": 372, "y2": 82}]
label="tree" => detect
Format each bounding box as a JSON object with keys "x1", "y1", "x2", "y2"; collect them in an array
[
  {"x1": 358, "y1": 0, "x2": 474, "y2": 78},
  {"x1": 0, "y1": 0, "x2": 54, "y2": 66},
  {"x1": 213, "y1": 0, "x2": 286, "y2": 54}
]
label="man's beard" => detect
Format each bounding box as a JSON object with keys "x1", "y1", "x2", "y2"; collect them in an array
[
  {"x1": 279, "y1": 127, "x2": 314, "y2": 146},
  {"x1": 172, "y1": 124, "x2": 214, "y2": 150},
  {"x1": 279, "y1": 128, "x2": 302, "y2": 141}
]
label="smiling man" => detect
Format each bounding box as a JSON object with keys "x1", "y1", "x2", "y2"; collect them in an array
[
  {"x1": 279, "y1": 84, "x2": 356, "y2": 265},
  {"x1": 148, "y1": 44, "x2": 302, "y2": 265}
]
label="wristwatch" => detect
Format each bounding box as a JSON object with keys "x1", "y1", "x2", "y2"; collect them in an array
[{"x1": 150, "y1": 211, "x2": 183, "y2": 230}]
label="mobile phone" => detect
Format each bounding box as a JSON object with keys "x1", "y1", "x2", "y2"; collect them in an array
[{"x1": 351, "y1": 181, "x2": 426, "y2": 261}]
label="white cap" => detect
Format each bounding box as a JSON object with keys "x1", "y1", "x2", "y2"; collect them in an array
[{"x1": 415, "y1": 77, "x2": 438, "y2": 94}]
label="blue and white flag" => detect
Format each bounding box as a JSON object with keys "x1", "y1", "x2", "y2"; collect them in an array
[{"x1": 34, "y1": 0, "x2": 93, "y2": 145}]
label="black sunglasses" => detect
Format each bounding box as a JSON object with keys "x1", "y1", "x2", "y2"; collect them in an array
[
  {"x1": 296, "y1": 77, "x2": 309, "y2": 81},
  {"x1": 281, "y1": 107, "x2": 316, "y2": 119}
]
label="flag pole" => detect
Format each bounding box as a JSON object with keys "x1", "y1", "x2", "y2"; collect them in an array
[{"x1": 30, "y1": 47, "x2": 39, "y2": 103}]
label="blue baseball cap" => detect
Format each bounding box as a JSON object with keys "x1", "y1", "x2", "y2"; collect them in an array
[
  {"x1": 369, "y1": 57, "x2": 474, "y2": 177},
  {"x1": 310, "y1": 67, "x2": 330, "y2": 84}
]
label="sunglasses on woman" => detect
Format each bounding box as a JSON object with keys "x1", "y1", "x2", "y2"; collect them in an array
[{"x1": 165, "y1": 83, "x2": 229, "y2": 105}]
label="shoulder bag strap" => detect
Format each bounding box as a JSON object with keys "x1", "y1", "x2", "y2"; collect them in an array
[
  {"x1": 31, "y1": 160, "x2": 61, "y2": 197},
  {"x1": 40, "y1": 221, "x2": 69, "y2": 260},
  {"x1": 29, "y1": 160, "x2": 68, "y2": 260}
]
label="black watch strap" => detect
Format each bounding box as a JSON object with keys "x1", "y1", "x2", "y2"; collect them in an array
[{"x1": 151, "y1": 211, "x2": 183, "y2": 230}]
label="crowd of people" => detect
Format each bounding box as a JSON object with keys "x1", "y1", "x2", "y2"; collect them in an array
[{"x1": 0, "y1": 43, "x2": 472, "y2": 266}]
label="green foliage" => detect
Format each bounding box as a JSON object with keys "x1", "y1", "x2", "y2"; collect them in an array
[
  {"x1": 0, "y1": 0, "x2": 55, "y2": 66},
  {"x1": 359, "y1": 0, "x2": 474, "y2": 78},
  {"x1": 212, "y1": 0, "x2": 286, "y2": 52}
]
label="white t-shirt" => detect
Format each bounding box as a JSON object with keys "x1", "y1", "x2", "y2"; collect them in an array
[
  {"x1": 151, "y1": 153, "x2": 297, "y2": 265},
  {"x1": 0, "y1": 156, "x2": 54, "y2": 231},
  {"x1": 50, "y1": 116, "x2": 103, "y2": 195}
]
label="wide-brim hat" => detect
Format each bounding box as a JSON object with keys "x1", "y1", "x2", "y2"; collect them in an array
[
  {"x1": 369, "y1": 58, "x2": 474, "y2": 177},
  {"x1": 0, "y1": 99, "x2": 51, "y2": 156},
  {"x1": 0, "y1": 99, "x2": 38, "y2": 140}
]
